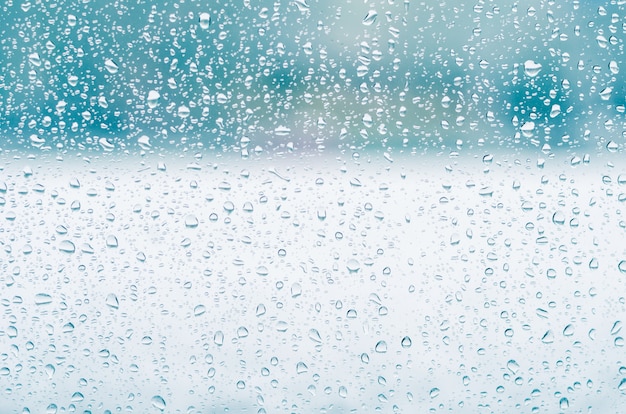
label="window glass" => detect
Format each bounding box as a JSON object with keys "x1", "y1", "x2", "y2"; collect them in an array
[{"x1": 1, "y1": 0, "x2": 625, "y2": 412}]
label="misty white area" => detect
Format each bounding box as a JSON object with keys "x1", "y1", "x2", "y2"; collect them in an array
[{"x1": 0, "y1": 152, "x2": 625, "y2": 413}]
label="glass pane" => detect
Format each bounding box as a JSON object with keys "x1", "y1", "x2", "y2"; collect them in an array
[{"x1": 1, "y1": 0, "x2": 625, "y2": 412}]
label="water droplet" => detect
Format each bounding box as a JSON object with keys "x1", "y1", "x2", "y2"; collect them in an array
[
  {"x1": 523, "y1": 60, "x2": 542, "y2": 77},
  {"x1": 611, "y1": 321, "x2": 622, "y2": 335},
  {"x1": 35, "y1": 293, "x2": 52, "y2": 305},
  {"x1": 256, "y1": 266, "x2": 268, "y2": 276},
  {"x1": 106, "y1": 293, "x2": 119, "y2": 309},
  {"x1": 619, "y1": 378, "x2": 626, "y2": 392},
  {"x1": 104, "y1": 58, "x2": 119, "y2": 74},
  {"x1": 619, "y1": 261, "x2": 626, "y2": 273},
  {"x1": 401, "y1": 336, "x2": 412, "y2": 348},
  {"x1": 70, "y1": 392, "x2": 84, "y2": 402},
  {"x1": 274, "y1": 126, "x2": 291, "y2": 136},
  {"x1": 374, "y1": 340, "x2": 387, "y2": 353},
  {"x1": 146, "y1": 90, "x2": 160, "y2": 108},
  {"x1": 214, "y1": 330, "x2": 224, "y2": 346},
  {"x1": 507, "y1": 360, "x2": 519, "y2": 374},
  {"x1": 296, "y1": 362, "x2": 308, "y2": 374},
  {"x1": 521, "y1": 121, "x2": 535, "y2": 137},
  {"x1": 346, "y1": 259, "x2": 360, "y2": 272},
  {"x1": 185, "y1": 215, "x2": 199, "y2": 228},
  {"x1": 59, "y1": 240, "x2": 75, "y2": 253},
  {"x1": 151, "y1": 395, "x2": 166, "y2": 410},
  {"x1": 600, "y1": 87, "x2": 613, "y2": 101},
  {"x1": 106, "y1": 235, "x2": 118, "y2": 248},
  {"x1": 198, "y1": 12, "x2": 212, "y2": 29},
  {"x1": 28, "y1": 52, "x2": 41, "y2": 67},
  {"x1": 194, "y1": 305, "x2": 206, "y2": 316},
  {"x1": 137, "y1": 135, "x2": 152, "y2": 150},
  {"x1": 559, "y1": 397, "x2": 569, "y2": 409},
  {"x1": 363, "y1": 10, "x2": 378, "y2": 25},
  {"x1": 429, "y1": 387, "x2": 440, "y2": 398},
  {"x1": 178, "y1": 105, "x2": 190, "y2": 118},
  {"x1": 237, "y1": 326, "x2": 249, "y2": 338},
  {"x1": 338, "y1": 385, "x2": 348, "y2": 398},
  {"x1": 563, "y1": 323, "x2": 574, "y2": 336},
  {"x1": 309, "y1": 329, "x2": 322, "y2": 343},
  {"x1": 552, "y1": 211, "x2": 565, "y2": 225},
  {"x1": 44, "y1": 364, "x2": 55, "y2": 378},
  {"x1": 541, "y1": 330, "x2": 554, "y2": 344},
  {"x1": 294, "y1": 0, "x2": 310, "y2": 12}
]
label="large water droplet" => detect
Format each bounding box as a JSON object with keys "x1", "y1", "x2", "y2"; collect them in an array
[
  {"x1": 35, "y1": 293, "x2": 52, "y2": 305},
  {"x1": 151, "y1": 395, "x2": 166, "y2": 410},
  {"x1": 523, "y1": 60, "x2": 542, "y2": 77},
  {"x1": 146, "y1": 90, "x2": 160, "y2": 108},
  {"x1": 294, "y1": 0, "x2": 310, "y2": 12},
  {"x1": 401, "y1": 336, "x2": 412, "y2": 348},
  {"x1": 363, "y1": 10, "x2": 378, "y2": 26},
  {"x1": 346, "y1": 259, "x2": 360, "y2": 272},
  {"x1": 137, "y1": 135, "x2": 151, "y2": 150},
  {"x1": 309, "y1": 329, "x2": 322, "y2": 343},
  {"x1": 185, "y1": 215, "x2": 199, "y2": 228},
  {"x1": 106, "y1": 293, "x2": 119, "y2": 309},
  {"x1": 194, "y1": 305, "x2": 206, "y2": 316},
  {"x1": 59, "y1": 240, "x2": 75, "y2": 253},
  {"x1": 296, "y1": 361, "x2": 308, "y2": 374},
  {"x1": 104, "y1": 58, "x2": 119, "y2": 74},
  {"x1": 198, "y1": 12, "x2": 212, "y2": 29}
]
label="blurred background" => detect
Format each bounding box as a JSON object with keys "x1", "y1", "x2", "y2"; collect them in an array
[{"x1": 0, "y1": 0, "x2": 623, "y2": 156}]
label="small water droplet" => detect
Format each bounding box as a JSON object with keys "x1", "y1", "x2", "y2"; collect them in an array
[{"x1": 429, "y1": 387, "x2": 440, "y2": 398}]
